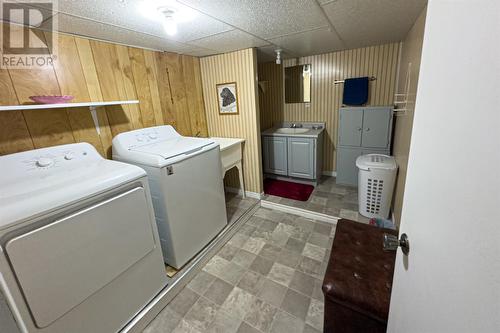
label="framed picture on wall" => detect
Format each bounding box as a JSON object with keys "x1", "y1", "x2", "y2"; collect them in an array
[{"x1": 216, "y1": 82, "x2": 239, "y2": 115}]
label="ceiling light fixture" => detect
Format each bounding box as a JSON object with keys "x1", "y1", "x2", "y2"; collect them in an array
[
  {"x1": 139, "y1": 1, "x2": 198, "y2": 37},
  {"x1": 275, "y1": 49, "x2": 282, "y2": 65},
  {"x1": 158, "y1": 6, "x2": 177, "y2": 36}
]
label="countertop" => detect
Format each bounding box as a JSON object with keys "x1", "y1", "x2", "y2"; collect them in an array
[
  {"x1": 210, "y1": 137, "x2": 245, "y2": 151},
  {"x1": 261, "y1": 126, "x2": 324, "y2": 138}
]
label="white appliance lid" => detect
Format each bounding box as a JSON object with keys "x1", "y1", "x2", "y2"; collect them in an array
[
  {"x1": 130, "y1": 136, "x2": 215, "y2": 160},
  {"x1": 0, "y1": 143, "x2": 146, "y2": 230}
]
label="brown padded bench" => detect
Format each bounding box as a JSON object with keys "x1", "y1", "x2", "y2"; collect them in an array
[{"x1": 322, "y1": 219, "x2": 397, "y2": 333}]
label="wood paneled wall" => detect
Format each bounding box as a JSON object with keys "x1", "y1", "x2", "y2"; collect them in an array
[
  {"x1": 259, "y1": 42, "x2": 400, "y2": 173},
  {"x1": 200, "y1": 48, "x2": 263, "y2": 194},
  {"x1": 0, "y1": 27, "x2": 207, "y2": 158}
]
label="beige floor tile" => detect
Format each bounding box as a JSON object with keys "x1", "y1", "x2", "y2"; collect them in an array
[
  {"x1": 204, "y1": 278, "x2": 234, "y2": 305},
  {"x1": 218, "y1": 244, "x2": 239, "y2": 261},
  {"x1": 280, "y1": 289, "x2": 311, "y2": 320},
  {"x1": 289, "y1": 271, "x2": 316, "y2": 297},
  {"x1": 168, "y1": 288, "x2": 200, "y2": 317},
  {"x1": 305, "y1": 299, "x2": 324, "y2": 331},
  {"x1": 297, "y1": 257, "x2": 322, "y2": 276},
  {"x1": 258, "y1": 243, "x2": 282, "y2": 261},
  {"x1": 244, "y1": 298, "x2": 277, "y2": 332},
  {"x1": 143, "y1": 306, "x2": 182, "y2": 333},
  {"x1": 206, "y1": 309, "x2": 242, "y2": 333},
  {"x1": 183, "y1": 297, "x2": 219, "y2": 331},
  {"x1": 220, "y1": 287, "x2": 257, "y2": 320},
  {"x1": 237, "y1": 270, "x2": 265, "y2": 295},
  {"x1": 267, "y1": 263, "x2": 295, "y2": 287},
  {"x1": 187, "y1": 271, "x2": 216, "y2": 295},
  {"x1": 232, "y1": 249, "x2": 257, "y2": 269},
  {"x1": 302, "y1": 243, "x2": 326, "y2": 262},
  {"x1": 237, "y1": 322, "x2": 262, "y2": 333},
  {"x1": 275, "y1": 249, "x2": 302, "y2": 269},
  {"x1": 269, "y1": 310, "x2": 304, "y2": 333},
  {"x1": 249, "y1": 256, "x2": 274, "y2": 276},
  {"x1": 242, "y1": 237, "x2": 266, "y2": 254},
  {"x1": 306, "y1": 232, "x2": 330, "y2": 248},
  {"x1": 172, "y1": 319, "x2": 203, "y2": 333}
]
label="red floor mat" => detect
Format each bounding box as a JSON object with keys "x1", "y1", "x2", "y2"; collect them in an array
[{"x1": 264, "y1": 178, "x2": 314, "y2": 201}]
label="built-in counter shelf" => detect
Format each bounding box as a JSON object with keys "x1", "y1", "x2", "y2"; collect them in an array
[{"x1": 0, "y1": 100, "x2": 139, "y2": 135}]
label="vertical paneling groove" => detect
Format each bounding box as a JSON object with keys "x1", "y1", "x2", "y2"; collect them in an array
[
  {"x1": 200, "y1": 48, "x2": 262, "y2": 193},
  {"x1": 260, "y1": 42, "x2": 399, "y2": 173},
  {"x1": 0, "y1": 28, "x2": 208, "y2": 157}
]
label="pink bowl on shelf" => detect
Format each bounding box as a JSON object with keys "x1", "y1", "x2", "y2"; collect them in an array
[{"x1": 29, "y1": 95, "x2": 74, "y2": 104}]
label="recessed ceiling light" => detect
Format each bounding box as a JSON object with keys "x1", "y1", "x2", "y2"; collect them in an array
[
  {"x1": 158, "y1": 7, "x2": 177, "y2": 36},
  {"x1": 139, "y1": 0, "x2": 198, "y2": 37}
]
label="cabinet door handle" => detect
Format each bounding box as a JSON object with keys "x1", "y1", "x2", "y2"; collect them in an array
[
  {"x1": 357, "y1": 127, "x2": 362, "y2": 131},
  {"x1": 365, "y1": 127, "x2": 371, "y2": 132}
]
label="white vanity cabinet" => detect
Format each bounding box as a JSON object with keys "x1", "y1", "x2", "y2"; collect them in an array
[{"x1": 262, "y1": 123, "x2": 324, "y2": 182}]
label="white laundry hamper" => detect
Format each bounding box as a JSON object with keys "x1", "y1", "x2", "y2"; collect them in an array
[{"x1": 356, "y1": 154, "x2": 398, "y2": 219}]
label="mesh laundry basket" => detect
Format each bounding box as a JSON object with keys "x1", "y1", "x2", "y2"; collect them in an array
[{"x1": 356, "y1": 154, "x2": 398, "y2": 219}]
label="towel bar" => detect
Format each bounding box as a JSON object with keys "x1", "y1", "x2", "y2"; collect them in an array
[{"x1": 334, "y1": 76, "x2": 376, "y2": 84}]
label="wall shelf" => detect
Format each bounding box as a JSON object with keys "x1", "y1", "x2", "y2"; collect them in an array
[{"x1": 0, "y1": 100, "x2": 139, "y2": 135}]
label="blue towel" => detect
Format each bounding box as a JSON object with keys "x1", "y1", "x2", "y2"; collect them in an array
[{"x1": 342, "y1": 77, "x2": 369, "y2": 105}]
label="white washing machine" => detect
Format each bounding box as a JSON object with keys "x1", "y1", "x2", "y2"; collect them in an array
[
  {"x1": 112, "y1": 125, "x2": 228, "y2": 269},
  {"x1": 0, "y1": 143, "x2": 167, "y2": 333}
]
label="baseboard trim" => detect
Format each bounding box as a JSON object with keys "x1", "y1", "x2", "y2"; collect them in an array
[
  {"x1": 322, "y1": 171, "x2": 337, "y2": 177},
  {"x1": 225, "y1": 186, "x2": 262, "y2": 200},
  {"x1": 260, "y1": 200, "x2": 339, "y2": 224}
]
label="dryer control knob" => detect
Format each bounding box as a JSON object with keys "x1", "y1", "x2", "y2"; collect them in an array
[
  {"x1": 36, "y1": 157, "x2": 53, "y2": 167},
  {"x1": 148, "y1": 133, "x2": 158, "y2": 139},
  {"x1": 64, "y1": 153, "x2": 75, "y2": 160}
]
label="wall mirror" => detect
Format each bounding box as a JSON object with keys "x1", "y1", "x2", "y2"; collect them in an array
[{"x1": 285, "y1": 64, "x2": 311, "y2": 103}]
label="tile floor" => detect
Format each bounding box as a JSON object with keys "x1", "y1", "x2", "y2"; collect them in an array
[
  {"x1": 226, "y1": 191, "x2": 260, "y2": 224},
  {"x1": 143, "y1": 206, "x2": 335, "y2": 333},
  {"x1": 262, "y1": 176, "x2": 370, "y2": 224}
]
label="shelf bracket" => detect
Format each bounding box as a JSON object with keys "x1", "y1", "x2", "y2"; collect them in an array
[{"x1": 89, "y1": 106, "x2": 101, "y2": 135}]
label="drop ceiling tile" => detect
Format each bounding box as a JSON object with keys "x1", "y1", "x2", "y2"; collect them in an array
[
  {"x1": 26, "y1": 0, "x2": 233, "y2": 43},
  {"x1": 187, "y1": 29, "x2": 269, "y2": 53},
  {"x1": 178, "y1": 0, "x2": 329, "y2": 39},
  {"x1": 56, "y1": 13, "x2": 191, "y2": 53},
  {"x1": 323, "y1": 0, "x2": 427, "y2": 48},
  {"x1": 257, "y1": 45, "x2": 294, "y2": 63},
  {"x1": 270, "y1": 27, "x2": 344, "y2": 57},
  {"x1": 181, "y1": 46, "x2": 218, "y2": 57}
]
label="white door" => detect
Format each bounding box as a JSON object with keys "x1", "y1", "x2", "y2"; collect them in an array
[{"x1": 388, "y1": 1, "x2": 500, "y2": 332}]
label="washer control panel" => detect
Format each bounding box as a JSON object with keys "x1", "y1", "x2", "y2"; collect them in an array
[
  {"x1": 134, "y1": 130, "x2": 160, "y2": 145},
  {"x1": 17, "y1": 143, "x2": 101, "y2": 172},
  {"x1": 116, "y1": 126, "x2": 180, "y2": 149}
]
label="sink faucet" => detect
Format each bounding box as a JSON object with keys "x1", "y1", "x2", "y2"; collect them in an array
[{"x1": 290, "y1": 123, "x2": 303, "y2": 128}]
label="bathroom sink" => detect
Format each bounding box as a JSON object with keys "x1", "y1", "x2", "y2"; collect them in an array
[{"x1": 276, "y1": 128, "x2": 310, "y2": 134}]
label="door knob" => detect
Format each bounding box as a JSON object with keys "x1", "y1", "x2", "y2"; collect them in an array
[{"x1": 383, "y1": 233, "x2": 410, "y2": 255}]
